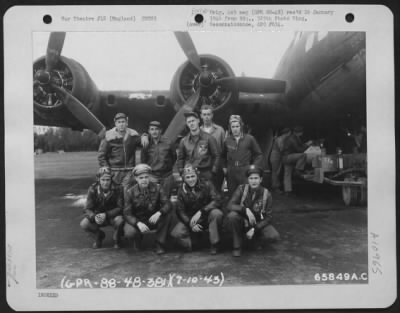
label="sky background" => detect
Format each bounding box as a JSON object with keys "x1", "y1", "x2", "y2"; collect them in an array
[{"x1": 33, "y1": 31, "x2": 294, "y2": 91}]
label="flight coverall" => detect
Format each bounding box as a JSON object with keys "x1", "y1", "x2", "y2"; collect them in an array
[
  {"x1": 80, "y1": 182, "x2": 124, "y2": 243},
  {"x1": 98, "y1": 127, "x2": 142, "y2": 187},
  {"x1": 140, "y1": 135, "x2": 177, "y2": 195},
  {"x1": 281, "y1": 134, "x2": 308, "y2": 192},
  {"x1": 222, "y1": 134, "x2": 263, "y2": 196},
  {"x1": 123, "y1": 182, "x2": 173, "y2": 246},
  {"x1": 177, "y1": 130, "x2": 220, "y2": 184},
  {"x1": 171, "y1": 180, "x2": 223, "y2": 250},
  {"x1": 226, "y1": 184, "x2": 280, "y2": 250},
  {"x1": 270, "y1": 133, "x2": 290, "y2": 191}
]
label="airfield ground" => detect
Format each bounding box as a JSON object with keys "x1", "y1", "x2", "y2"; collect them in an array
[{"x1": 35, "y1": 152, "x2": 368, "y2": 288}]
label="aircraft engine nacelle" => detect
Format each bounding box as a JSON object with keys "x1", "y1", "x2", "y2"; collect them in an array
[
  {"x1": 169, "y1": 54, "x2": 239, "y2": 114},
  {"x1": 33, "y1": 56, "x2": 100, "y2": 129}
]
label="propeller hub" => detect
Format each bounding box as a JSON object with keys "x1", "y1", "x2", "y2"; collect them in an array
[
  {"x1": 35, "y1": 70, "x2": 51, "y2": 85},
  {"x1": 199, "y1": 71, "x2": 214, "y2": 87}
]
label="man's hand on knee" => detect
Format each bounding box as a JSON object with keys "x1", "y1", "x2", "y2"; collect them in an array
[
  {"x1": 95, "y1": 213, "x2": 106, "y2": 225},
  {"x1": 137, "y1": 221, "x2": 150, "y2": 233}
]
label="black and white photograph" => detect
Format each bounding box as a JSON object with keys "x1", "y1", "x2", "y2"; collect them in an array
[
  {"x1": 4, "y1": 4, "x2": 396, "y2": 311},
  {"x1": 32, "y1": 29, "x2": 369, "y2": 285}
]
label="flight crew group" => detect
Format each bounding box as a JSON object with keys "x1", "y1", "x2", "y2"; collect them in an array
[{"x1": 81, "y1": 105, "x2": 309, "y2": 257}]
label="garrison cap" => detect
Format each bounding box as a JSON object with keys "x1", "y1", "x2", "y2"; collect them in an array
[
  {"x1": 280, "y1": 127, "x2": 291, "y2": 135},
  {"x1": 184, "y1": 111, "x2": 200, "y2": 119},
  {"x1": 133, "y1": 164, "x2": 152, "y2": 176},
  {"x1": 229, "y1": 114, "x2": 243, "y2": 124},
  {"x1": 114, "y1": 112, "x2": 128, "y2": 121},
  {"x1": 246, "y1": 165, "x2": 263, "y2": 177},
  {"x1": 182, "y1": 164, "x2": 198, "y2": 177},
  {"x1": 149, "y1": 121, "x2": 162, "y2": 128},
  {"x1": 293, "y1": 126, "x2": 304, "y2": 133},
  {"x1": 97, "y1": 167, "x2": 112, "y2": 179}
]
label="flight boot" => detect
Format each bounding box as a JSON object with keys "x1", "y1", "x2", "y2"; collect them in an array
[
  {"x1": 232, "y1": 248, "x2": 242, "y2": 257},
  {"x1": 93, "y1": 230, "x2": 105, "y2": 249},
  {"x1": 155, "y1": 242, "x2": 166, "y2": 255}
]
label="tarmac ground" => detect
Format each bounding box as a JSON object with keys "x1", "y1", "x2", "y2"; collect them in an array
[{"x1": 35, "y1": 152, "x2": 368, "y2": 289}]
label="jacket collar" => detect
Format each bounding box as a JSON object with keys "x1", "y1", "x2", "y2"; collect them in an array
[
  {"x1": 106, "y1": 127, "x2": 139, "y2": 141},
  {"x1": 201, "y1": 123, "x2": 217, "y2": 132}
]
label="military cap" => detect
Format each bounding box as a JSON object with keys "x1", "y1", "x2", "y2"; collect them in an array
[
  {"x1": 184, "y1": 111, "x2": 200, "y2": 119},
  {"x1": 114, "y1": 112, "x2": 128, "y2": 121},
  {"x1": 182, "y1": 164, "x2": 198, "y2": 177},
  {"x1": 229, "y1": 114, "x2": 243, "y2": 124},
  {"x1": 280, "y1": 127, "x2": 291, "y2": 135},
  {"x1": 149, "y1": 121, "x2": 162, "y2": 128},
  {"x1": 97, "y1": 167, "x2": 112, "y2": 179},
  {"x1": 133, "y1": 164, "x2": 152, "y2": 176},
  {"x1": 293, "y1": 126, "x2": 304, "y2": 133},
  {"x1": 246, "y1": 165, "x2": 263, "y2": 177}
]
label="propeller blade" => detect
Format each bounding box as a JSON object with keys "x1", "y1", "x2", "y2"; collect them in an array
[
  {"x1": 46, "y1": 32, "x2": 66, "y2": 71},
  {"x1": 174, "y1": 31, "x2": 202, "y2": 71},
  {"x1": 164, "y1": 90, "x2": 200, "y2": 141},
  {"x1": 216, "y1": 77, "x2": 286, "y2": 94},
  {"x1": 52, "y1": 85, "x2": 105, "y2": 135}
]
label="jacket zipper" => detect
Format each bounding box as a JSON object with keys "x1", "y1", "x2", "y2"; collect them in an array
[{"x1": 123, "y1": 143, "x2": 126, "y2": 168}]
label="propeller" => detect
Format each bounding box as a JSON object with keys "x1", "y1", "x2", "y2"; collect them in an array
[
  {"x1": 165, "y1": 31, "x2": 287, "y2": 142},
  {"x1": 52, "y1": 85, "x2": 106, "y2": 135},
  {"x1": 174, "y1": 31, "x2": 202, "y2": 71},
  {"x1": 34, "y1": 32, "x2": 105, "y2": 135},
  {"x1": 164, "y1": 90, "x2": 200, "y2": 141},
  {"x1": 46, "y1": 32, "x2": 66, "y2": 71}
]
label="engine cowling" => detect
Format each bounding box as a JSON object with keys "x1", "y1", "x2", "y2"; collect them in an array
[
  {"x1": 33, "y1": 56, "x2": 100, "y2": 129},
  {"x1": 169, "y1": 54, "x2": 239, "y2": 114}
]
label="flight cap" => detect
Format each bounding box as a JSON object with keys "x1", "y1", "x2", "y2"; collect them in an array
[
  {"x1": 133, "y1": 164, "x2": 152, "y2": 176},
  {"x1": 246, "y1": 165, "x2": 263, "y2": 177},
  {"x1": 182, "y1": 164, "x2": 198, "y2": 177},
  {"x1": 149, "y1": 121, "x2": 162, "y2": 128},
  {"x1": 114, "y1": 112, "x2": 128, "y2": 121},
  {"x1": 97, "y1": 167, "x2": 112, "y2": 179},
  {"x1": 184, "y1": 111, "x2": 200, "y2": 119}
]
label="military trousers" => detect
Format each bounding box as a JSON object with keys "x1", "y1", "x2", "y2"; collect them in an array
[
  {"x1": 123, "y1": 212, "x2": 173, "y2": 245},
  {"x1": 80, "y1": 215, "x2": 124, "y2": 242},
  {"x1": 225, "y1": 211, "x2": 280, "y2": 249},
  {"x1": 270, "y1": 150, "x2": 283, "y2": 190},
  {"x1": 170, "y1": 208, "x2": 223, "y2": 249}
]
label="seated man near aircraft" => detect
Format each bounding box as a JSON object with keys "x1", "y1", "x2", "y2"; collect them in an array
[
  {"x1": 80, "y1": 167, "x2": 124, "y2": 249},
  {"x1": 141, "y1": 120, "x2": 177, "y2": 194},
  {"x1": 281, "y1": 126, "x2": 313, "y2": 196},
  {"x1": 225, "y1": 165, "x2": 280, "y2": 257},
  {"x1": 221, "y1": 115, "x2": 263, "y2": 197},
  {"x1": 199, "y1": 104, "x2": 226, "y2": 190},
  {"x1": 171, "y1": 164, "x2": 223, "y2": 255},
  {"x1": 123, "y1": 164, "x2": 173, "y2": 255},
  {"x1": 98, "y1": 112, "x2": 149, "y2": 188},
  {"x1": 270, "y1": 128, "x2": 292, "y2": 194},
  {"x1": 177, "y1": 111, "x2": 220, "y2": 185}
]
